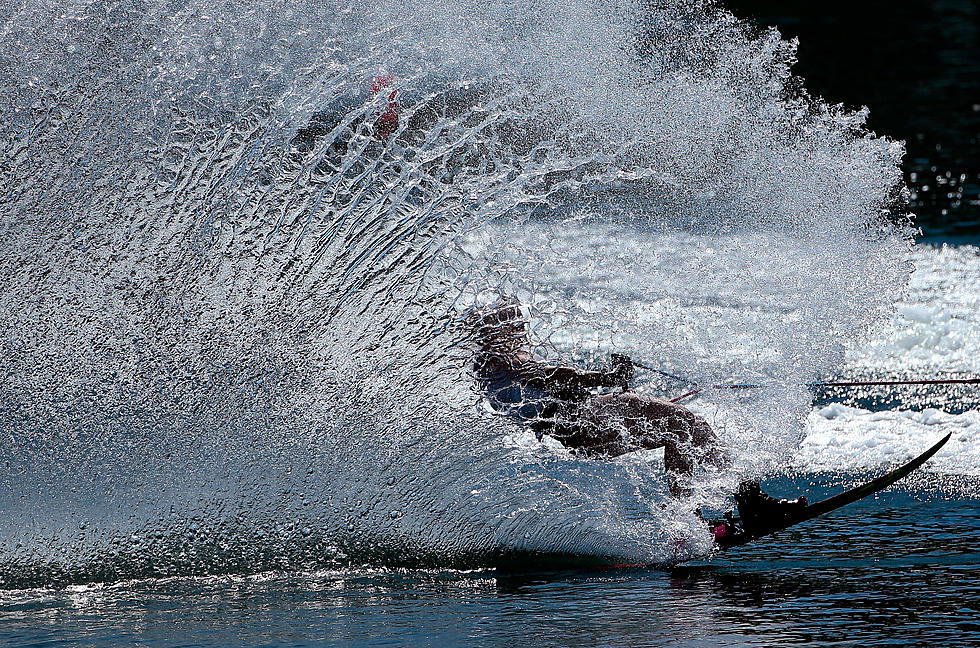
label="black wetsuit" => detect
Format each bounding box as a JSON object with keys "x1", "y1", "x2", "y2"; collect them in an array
[{"x1": 478, "y1": 366, "x2": 560, "y2": 440}]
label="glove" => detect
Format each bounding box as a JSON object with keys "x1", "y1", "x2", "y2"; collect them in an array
[{"x1": 610, "y1": 353, "x2": 634, "y2": 390}]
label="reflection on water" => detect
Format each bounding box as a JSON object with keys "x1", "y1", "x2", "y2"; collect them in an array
[{"x1": 2, "y1": 482, "x2": 976, "y2": 647}]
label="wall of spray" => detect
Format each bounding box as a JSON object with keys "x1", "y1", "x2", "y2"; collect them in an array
[{"x1": 0, "y1": 0, "x2": 912, "y2": 586}]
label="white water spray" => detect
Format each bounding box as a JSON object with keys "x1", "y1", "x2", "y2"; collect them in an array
[{"x1": 0, "y1": 0, "x2": 912, "y2": 586}]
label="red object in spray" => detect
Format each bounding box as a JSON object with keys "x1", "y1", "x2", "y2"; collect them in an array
[
  {"x1": 371, "y1": 73, "x2": 400, "y2": 141},
  {"x1": 712, "y1": 524, "x2": 729, "y2": 540}
]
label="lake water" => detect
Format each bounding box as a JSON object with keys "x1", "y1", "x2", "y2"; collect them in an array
[
  {"x1": 1, "y1": 0, "x2": 978, "y2": 646},
  {"x1": 3, "y1": 481, "x2": 977, "y2": 647}
]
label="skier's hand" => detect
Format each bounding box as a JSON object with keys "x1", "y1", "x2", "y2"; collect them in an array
[{"x1": 610, "y1": 353, "x2": 634, "y2": 390}]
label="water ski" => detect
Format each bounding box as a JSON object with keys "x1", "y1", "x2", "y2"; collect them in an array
[{"x1": 710, "y1": 431, "x2": 952, "y2": 548}]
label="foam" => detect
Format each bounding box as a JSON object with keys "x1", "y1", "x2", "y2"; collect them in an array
[
  {"x1": 846, "y1": 244, "x2": 980, "y2": 373},
  {"x1": 799, "y1": 403, "x2": 978, "y2": 477}
]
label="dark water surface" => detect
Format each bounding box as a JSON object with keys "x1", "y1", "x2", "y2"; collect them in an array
[{"x1": 3, "y1": 477, "x2": 976, "y2": 648}]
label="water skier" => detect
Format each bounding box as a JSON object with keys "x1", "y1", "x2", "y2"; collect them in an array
[
  {"x1": 467, "y1": 301, "x2": 809, "y2": 527},
  {"x1": 467, "y1": 301, "x2": 723, "y2": 496}
]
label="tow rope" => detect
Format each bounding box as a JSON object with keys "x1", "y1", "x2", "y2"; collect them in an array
[{"x1": 629, "y1": 360, "x2": 980, "y2": 404}]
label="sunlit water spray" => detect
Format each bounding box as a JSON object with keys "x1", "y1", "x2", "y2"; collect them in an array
[{"x1": 0, "y1": 0, "x2": 913, "y2": 587}]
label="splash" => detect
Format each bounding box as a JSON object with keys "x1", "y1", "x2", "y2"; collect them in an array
[{"x1": 0, "y1": 0, "x2": 912, "y2": 587}]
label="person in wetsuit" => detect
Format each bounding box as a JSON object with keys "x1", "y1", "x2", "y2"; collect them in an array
[{"x1": 469, "y1": 301, "x2": 723, "y2": 496}]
